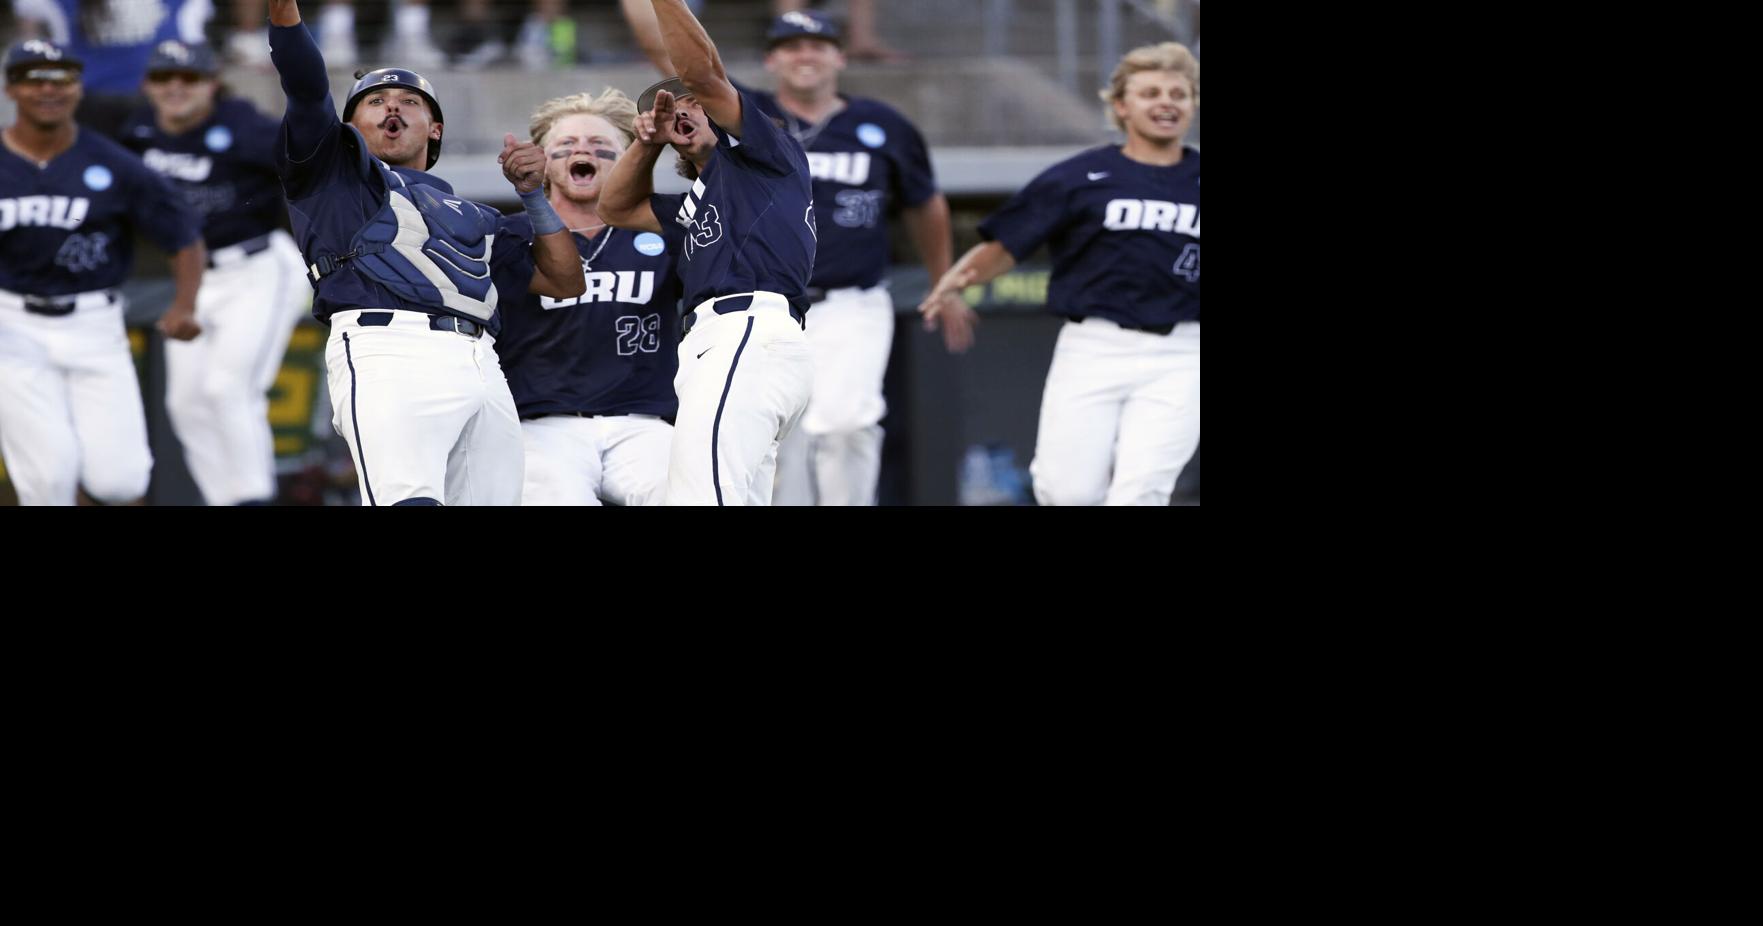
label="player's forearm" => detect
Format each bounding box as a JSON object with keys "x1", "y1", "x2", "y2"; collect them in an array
[
  {"x1": 270, "y1": 20, "x2": 329, "y2": 103},
  {"x1": 530, "y1": 231, "x2": 587, "y2": 299},
  {"x1": 622, "y1": 0, "x2": 672, "y2": 74},
  {"x1": 904, "y1": 196, "x2": 955, "y2": 281},
  {"x1": 650, "y1": 0, "x2": 725, "y2": 93},
  {"x1": 932, "y1": 241, "x2": 1016, "y2": 298},
  {"x1": 168, "y1": 241, "x2": 207, "y2": 311},
  {"x1": 599, "y1": 141, "x2": 663, "y2": 228},
  {"x1": 268, "y1": 0, "x2": 301, "y2": 26}
]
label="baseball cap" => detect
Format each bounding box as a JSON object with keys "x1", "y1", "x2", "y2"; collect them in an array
[
  {"x1": 637, "y1": 75, "x2": 695, "y2": 114},
  {"x1": 3, "y1": 39, "x2": 84, "y2": 81},
  {"x1": 145, "y1": 40, "x2": 219, "y2": 76},
  {"x1": 765, "y1": 10, "x2": 842, "y2": 48}
]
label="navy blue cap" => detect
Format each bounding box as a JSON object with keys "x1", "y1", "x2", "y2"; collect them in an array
[
  {"x1": 145, "y1": 40, "x2": 219, "y2": 75},
  {"x1": 3, "y1": 39, "x2": 84, "y2": 78},
  {"x1": 765, "y1": 10, "x2": 842, "y2": 48}
]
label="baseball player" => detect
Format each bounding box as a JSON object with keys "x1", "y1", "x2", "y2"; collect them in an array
[
  {"x1": 0, "y1": 38, "x2": 205, "y2": 506},
  {"x1": 265, "y1": 0, "x2": 585, "y2": 506},
  {"x1": 494, "y1": 88, "x2": 688, "y2": 506},
  {"x1": 598, "y1": 0, "x2": 816, "y2": 507},
  {"x1": 920, "y1": 41, "x2": 1200, "y2": 506},
  {"x1": 120, "y1": 40, "x2": 309, "y2": 506},
  {"x1": 744, "y1": 10, "x2": 975, "y2": 506}
]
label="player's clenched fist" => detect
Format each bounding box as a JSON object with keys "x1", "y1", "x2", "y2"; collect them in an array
[
  {"x1": 157, "y1": 303, "x2": 202, "y2": 341},
  {"x1": 499, "y1": 133, "x2": 546, "y2": 194}
]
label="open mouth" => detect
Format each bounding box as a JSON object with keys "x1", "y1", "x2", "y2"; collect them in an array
[
  {"x1": 674, "y1": 113, "x2": 696, "y2": 138},
  {"x1": 1151, "y1": 112, "x2": 1181, "y2": 129},
  {"x1": 567, "y1": 157, "x2": 598, "y2": 185},
  {"x1": 380, "y1": 116, "x2": 406, "y2": 139}
]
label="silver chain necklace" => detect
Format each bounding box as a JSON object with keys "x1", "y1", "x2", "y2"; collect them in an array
[
  {"x1": 781, "y1": 97, "x2": 845, "y2": 149},
  {"x1": 580, "y1": 227, "x2": 614, "y2": 271}
]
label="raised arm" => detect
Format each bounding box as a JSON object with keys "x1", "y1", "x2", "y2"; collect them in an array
[
  {"x1": 499, "y1": 133, "x2": 588, "y2": 299},
  {"x1": 598, "y1": 95, "x2": 686, "y2": 233},
  {"x1": 267, "y1": 0, "x2": 339, "y2": 164},
  {"x1": 620, "y1": 0, "x2": 673, "y2": 75},
  {"x1": 649, "y1": 0, "x2": 744, "y2": 135}
]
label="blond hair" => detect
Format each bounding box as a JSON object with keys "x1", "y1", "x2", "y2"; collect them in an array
[
  {"x1": 1100, "y1": 42, "x2": 1199, "y2": 131},
  {"x1": 529, "y1": 87, "x2": 639, "y2": 148}
]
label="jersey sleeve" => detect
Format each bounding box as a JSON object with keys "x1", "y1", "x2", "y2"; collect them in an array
[
  {"x1": 270, "y1": 21, "x2": 346, "y2": 192},
  {"x1": 888, "y1": 109, "x2": 938, "y2": 208},
  {"x1": 709, "y1": 88, "x2": 802, "y2": 177},
  {"x1": 976, "y1": 163, "x2": 1073, "y2": 262},
  {"x1": 491, "y1": 212, "x2": 539, "y2": 295},
  {"x1": 649, "y1": 192, "x2": 686, "y2": 235}
]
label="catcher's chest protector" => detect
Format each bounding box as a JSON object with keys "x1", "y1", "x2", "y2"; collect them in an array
[{"x1": 347, "y1": 160, "x2": 503, "y2": 321}]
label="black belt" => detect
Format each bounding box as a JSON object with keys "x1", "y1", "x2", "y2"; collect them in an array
[
  {"x1": 428, "y1": 314, "x2": 484, "y2": 337},
  {"x1": 1070, "y1": 316, "x2": 1176, "y2": 336},
  {"x1": 524, "y1": 411, "x2": 676, "y2": 426},
  {"x1": 207, "y1": 232, "x2": 275, "y2": 268},
  {"x1": 682, "y1": 296, "x2": 807, "y2": 335},
  {"x1": 23, "y1": 291, "x2": 115, "y2": 316},
  {"x1": 357, "y1": 310, "x2": 485, "y2": 338},
  {"x1": 801, "y1": 285, "x2": 874, "y2": 304}
]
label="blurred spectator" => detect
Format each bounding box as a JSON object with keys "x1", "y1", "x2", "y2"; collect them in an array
[
  {"x1": 226, "y1": 0, "x2": 273, "y2": 67},
  {"x1": 11, "y1": 0, "x2": 214, "y2": 136},
  {"x1": 226, "y1": 0, "x2": 707, "y2": 73},
  {"x1": 446, "y1": 0, "x2": 562, "y2": 70},
  {"x1": 226, "y1": 1, "x2": 444, "y2": 70},
  {"x1": 451, "y1": 1, "x2": 675, "y2": 72}
]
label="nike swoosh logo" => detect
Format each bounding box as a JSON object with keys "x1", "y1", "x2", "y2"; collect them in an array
[
  {"x1": 697, "y1": 347, "x2": 714, "y2": 359},
  {"x1": 1088, "y1": 172, "x2": 1110, "y2": 181}
]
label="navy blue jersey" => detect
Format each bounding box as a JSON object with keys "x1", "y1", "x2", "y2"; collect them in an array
[
  {"x1": 267, "y1": 22, "x2": 532, "y2": 333},
  {"x1": 0, "y1": 128, "x2": 201, "y2": 295},
  {"x1": 651, "y1": 89, "x2": 816, "y2": 314},
  {"x1": 747, "y1": 88, "x2": 936, "y2": 290},
  {"x1": 978, "y1": 145, "x2": 1200, "y2": 328},
  {"x1": 120, "y1": 97, "x2": 288, "y2": 250},
  {"x1": 494, "y1": 219, "x2": 688, "y2": 420}
]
